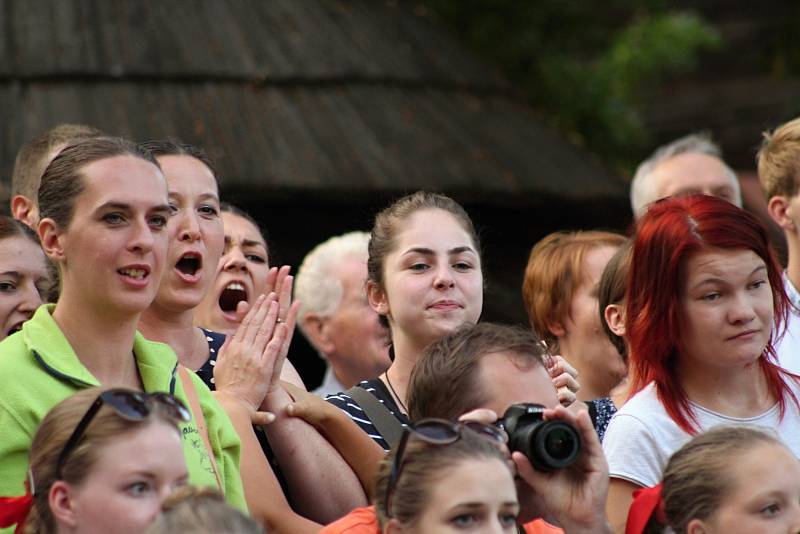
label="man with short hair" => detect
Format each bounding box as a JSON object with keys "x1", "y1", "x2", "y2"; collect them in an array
[
  {"x1": 295, "y1": 231, "x2": 391, "y2": 397},
  {"x1": 10, "y1": 123, "x2": 103, "y2": 228},
  {"x1": 757, "y1": 116, "x2": 800, "y2": 373},
  {"x1": 407, "y1": 323, "x2": 610, "y2": 534},
  {"x1": 630, "y1": 132, "x2": 742, "y2": 219}
]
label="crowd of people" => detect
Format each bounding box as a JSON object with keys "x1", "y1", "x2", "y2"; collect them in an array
[{"x1": 1, "y1": 117, "x2": 800, "y2": 534}]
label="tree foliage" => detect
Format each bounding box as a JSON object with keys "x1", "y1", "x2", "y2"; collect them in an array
[{"x1": 420, "y1": 0, "x2": 722, "y2": 172}]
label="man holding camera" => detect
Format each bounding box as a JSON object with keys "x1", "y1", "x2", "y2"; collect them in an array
[
  {"x1": 406, "y1": 322, "x2": 611, "y2": 534},
  {"x1": 313, "y1": 322, "x2": 610, "y2": 533}
]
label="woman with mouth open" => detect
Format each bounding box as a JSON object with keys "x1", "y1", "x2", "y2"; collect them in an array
[
  {"x1": 603, "y1": 195, "x2": 800, "y2": 533},
  {"x1": 0, "y1": 136, "x2": 247, "y2": 512},
  {"x1": 0, "y1": 216, "x2": 51, "y2": 342},
  {"x1": 136, "y1": 141, "x2": 364, "y2": 529},
  {"x1": 194, "y1": 203, "x2": 273, "y2": 337}
]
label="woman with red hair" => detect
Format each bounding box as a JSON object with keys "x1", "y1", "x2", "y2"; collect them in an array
[{"x1": 602, "y1": 195, "x2": 800, "y2": 532}]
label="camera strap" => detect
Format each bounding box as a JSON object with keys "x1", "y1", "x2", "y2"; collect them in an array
[{"x1": 346, "y1": 386, "x2": 404, "y2": 450}]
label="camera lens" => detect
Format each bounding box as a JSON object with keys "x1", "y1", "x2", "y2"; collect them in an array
[
  {"x1": 531, "y1": 421, "x2": 581, "y2": 471},
  {"x1": 544, "y1": 426, "x2": 577, "y2": 460}
]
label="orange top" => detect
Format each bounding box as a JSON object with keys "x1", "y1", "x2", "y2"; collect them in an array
[{"x1": 320, "y1": 506, "x2": 564, "y2": 534}]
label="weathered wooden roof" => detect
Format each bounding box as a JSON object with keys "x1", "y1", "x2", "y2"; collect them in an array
[{"x1": 0, "y1": 0, "x2": 625, "y2": 202}]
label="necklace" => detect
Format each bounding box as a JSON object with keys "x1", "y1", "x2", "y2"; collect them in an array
[{"x1": 383, "y1": 371, "x2": 409, "y2": 414}]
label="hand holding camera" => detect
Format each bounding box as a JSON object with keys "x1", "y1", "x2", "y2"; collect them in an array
[
  {"x1": 498, "y1": 402, "x2": 581, "y2": 471},
  {"x1": 509, "y1": 404, "x2": 611, "y2": 534}
]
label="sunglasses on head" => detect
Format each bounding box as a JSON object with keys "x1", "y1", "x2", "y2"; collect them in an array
[
  {"x1": 384, "y1": 418, "x2": 506, "y2": 516},
  {"x1": 55, "y1": 389, "x2": 191, "y2": 479}
]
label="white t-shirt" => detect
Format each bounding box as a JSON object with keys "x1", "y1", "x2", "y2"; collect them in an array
[
  {"x1": 603, "y1": 381, "x2": 800, "y2": 487},
  {"x1": 776, "y1": 274, "x2": 800, "y2": 375}
]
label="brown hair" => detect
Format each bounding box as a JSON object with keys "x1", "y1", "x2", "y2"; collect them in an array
[
  {"x1": 0, "y1": 215, "x2": 53, "y2": 303},
  {"x1": 597, "y1": 240, "x2": 633, "y2": 360},
  {"x1": 38, "y1": 136, "x2": 161, "y2": 231},
  {"x1": 367, "y1": 191, "x2": 481, "y2": 327},
  {"x1": 0, "y1": 215, "x2": 40, "y2": 244},
  {"x1": 219, "y1": 202, "x2": 271, "y2": 264},
  {"x1": 662, "y1": 426, "x2": 784, "y2": 534},
  {"x1": 407, "y1": 322, "x2": 549, "y2": 422},
  {"x1": 23, "y1": 388, "x2": 182, "y2": 534},
  {"x1": 144, "y1": 486, "x2": 263, "y2": 534},
  {"x1": 757, "y1": 117, "x2": 800, "y2": 200},
  {"x1": 138, "y1": 139, "x2": 219, "y2": 182},
  {"x1": 11, "y1": 124, "x2": 104, "y2": 200},
  {"x1": 522, "y1": 230, "x2": 626, "y2": 350},
  {"x1": 374, "y1": 427, "x2": 510, "y2": 530}
]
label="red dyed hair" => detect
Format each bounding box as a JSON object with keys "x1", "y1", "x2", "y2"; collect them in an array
[{"x1": 626, "y1": 195, "x2": 795, "y2": 433}]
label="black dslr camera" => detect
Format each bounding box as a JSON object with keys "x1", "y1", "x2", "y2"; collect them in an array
[{"x1": 498, "y1": 403, "x2": 581, "y2": 471}]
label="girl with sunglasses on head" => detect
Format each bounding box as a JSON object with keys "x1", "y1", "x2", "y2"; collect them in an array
[
  {"x1": 0, "y1": 216, "x2": 51, "y2": 342},
  {"x1": 0, "y1": 387, "x2": 190, "y2": 534},
  {"x1": 0, "y1": 137, "x2": 245, "y2": 514},
  {"x1": 321, "y1": 419, "x2": 518, "y2": 534},
  {"x1": 603, "y1": 195, "x2": 800, "y2": 532}
]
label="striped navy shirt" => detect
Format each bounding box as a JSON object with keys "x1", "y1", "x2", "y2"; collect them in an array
[{"x1": 326, "y1": 378, "x2": 410, "y2": 451}]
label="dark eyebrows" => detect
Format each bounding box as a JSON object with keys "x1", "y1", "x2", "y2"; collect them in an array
[
  {"x1": 224, "y1": 236, "x2": 266, "y2": 249},
  {"x1": 242, "y1": 239, "x2": 266, "y2": 249},
  {"x1": 402, "y1": 246, "x2": 476, "y2": 256},
  {"x1": 97, "y1": 201, "x2": 131, "y2": 212},
  {"x1": 96, "y1": 201, "x2": 171, "y2": 215},
  {"x1": 0, "y1": 271, "x2": 20, "y2": 278},
  {"x1": 691, "y1": 264, "x2": 768, "y2": 288},
  {"x1": 150, "y1": 204, "x2": 172, "y2": 216}
]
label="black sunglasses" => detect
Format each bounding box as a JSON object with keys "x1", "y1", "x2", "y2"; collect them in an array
[
  {"x1": 384, "y1": 418, "x2": 506, "y2": 517},
  {"x1": 55, "y1": 389, "x2": 191, "y2": 479}
]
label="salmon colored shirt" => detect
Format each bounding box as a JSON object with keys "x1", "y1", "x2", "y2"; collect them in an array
[{"x1": 320, "y1": 506, "x2": 564, "y2": 534}]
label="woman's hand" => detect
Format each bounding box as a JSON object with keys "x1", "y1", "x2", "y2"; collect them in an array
[
  {"x1": 548, "y1": 355, "x2": 580, "y2": 407},
  {"x1": 272, "y1": 267, "x2": 300, "y2": 371},
  {"x1": 213, "y1": 293, "x2": 288, "y2": 425},
  {"x1": 257, "y1": 269, "x2": 301, "y2": 408}
]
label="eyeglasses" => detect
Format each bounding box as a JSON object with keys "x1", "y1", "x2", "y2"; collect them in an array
[
  {"x1": 384, "y1": 418, "x2": 506, "y2": 516},
  {"x1": 55, "y1": 389, "x2": 191, "y2": 479}
]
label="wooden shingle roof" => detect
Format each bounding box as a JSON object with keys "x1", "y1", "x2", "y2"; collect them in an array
[{"x1": 0, "y1": 0, "x2": 625, "y2": 202}]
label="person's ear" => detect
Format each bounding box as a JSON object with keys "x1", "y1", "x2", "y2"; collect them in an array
[
  {"x1": 547, "y1": 320, "x2": 565, "y2": 338},
  {"x1": 767, "y1": 195, "x2": 795, "y2": 232},
  {"x1": 10, "y1": 195, "x2": 37, "y2": 230},
  {"x1": 302, "y1": 313, "x2": 335, "y2": 355},
  {"x1": 686, "y1": 518, "x2": 708, "y2": 534},
  {"x1": 604, "y1": 304, "x2": 626, "y2": 337},
  {"x1": 38, "y1": 217, "x2": 66, "y2": 263},
  {"x1": 367, "y1": 280, "x2": 389, "y2": 317},
  {"x1": 49, "y1": 480, "x2": 79, "y2": 528}
]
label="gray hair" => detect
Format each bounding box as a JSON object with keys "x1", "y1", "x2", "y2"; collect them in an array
[
  {"x1": 630, "y1": 132, "x2": 741, "y2": 218},
  {"x1": 295, "y1": 231, "x2": 370, "y2": 340}
]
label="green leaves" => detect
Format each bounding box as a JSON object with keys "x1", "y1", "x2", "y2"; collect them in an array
[{"x1": 422, "y1": 1, "x2": 722, "y2": 171}]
